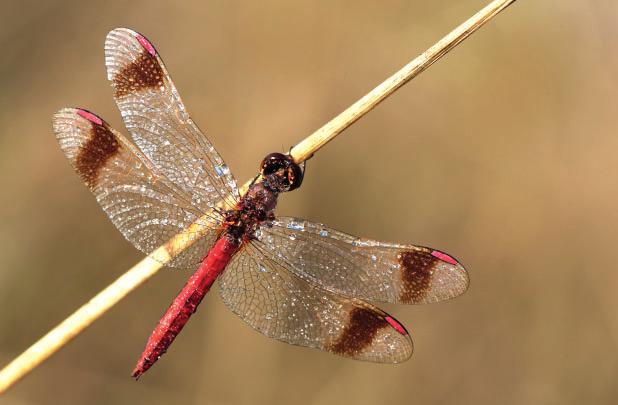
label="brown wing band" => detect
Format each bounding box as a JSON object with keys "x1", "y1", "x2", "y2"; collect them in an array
[
  {"x1": 328, "y1": 307, "x2": 389, "y2": 356},
  {"x1": 74, "y1": 113, "x2": 120, "y2": 189},
  {"x1": 398, "y1": 250, "x2": 437, "y2": 303},
  {"x1": 112, "y1": 50, "x2": 164, "y2": 98}
]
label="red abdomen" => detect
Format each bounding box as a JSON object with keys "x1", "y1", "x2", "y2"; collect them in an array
[{"x1": 132, "y1": 237, "x2": 239, "y2": 379}]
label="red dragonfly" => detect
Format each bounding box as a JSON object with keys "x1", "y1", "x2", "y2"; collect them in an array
[{"x1": 53, "y1": 28, "x2": 469, "y2": 379}]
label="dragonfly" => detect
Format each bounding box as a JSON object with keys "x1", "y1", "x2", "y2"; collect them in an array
[{"x1": 53, "y1": 28, "x2": 469, "y2": 379}]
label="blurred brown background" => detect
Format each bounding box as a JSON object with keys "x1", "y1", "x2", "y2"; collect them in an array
[{"x1": 1, "y1": 1, "x2": 616, "y2": 404}]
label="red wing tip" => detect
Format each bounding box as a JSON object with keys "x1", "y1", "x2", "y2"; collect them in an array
[
  {"x1": 76, "y1": 109, "x2": 103, "y2": 126},
  {"x1": 135, "y1": 33, "x2": 156, "y2": 56},
  {"x1": 430, "y1": 250, "x2": 459, "y2": 265},
  {"x1": 385, "y1": 316, "x2": 408, "y2": 336}
]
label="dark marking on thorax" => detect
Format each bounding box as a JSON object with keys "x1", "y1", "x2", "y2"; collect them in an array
[
  {"x1": 113, "y1": 50, "x2": 164, "y2": 98},
  {"x1": 75, "y1": 122, "x2": 120, "y2": 189},
  {"x1": 224, "y1": 181, "x2": 279, "y2": 243},
  {"x1": 398, "y1": 250, "x2": 437, "y2": 303},
  {"x1": 329, "y1": 307, "x2": 389, "y2": 356}
]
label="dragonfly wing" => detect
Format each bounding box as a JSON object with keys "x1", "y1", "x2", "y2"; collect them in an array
[
  {"x1": 254, "y1": 217, "x2": 469, "y2": 304},
  {"x1": 105, "y1": 28, "x2": 239, "y2": 211},
  {"x1": 53, "y1": 108, "x2": 221, "y2": 268},
  {"x1": 218, "y1": 243, "x2": 413, "y2": 363}
]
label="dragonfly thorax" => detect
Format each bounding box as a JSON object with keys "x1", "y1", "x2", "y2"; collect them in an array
[
  {"x1": 224, "y1": 181, "x2": 278, "y2": 243},
  {"x1": 223, "y1": 153, "x2": 303, "y2": 242}
]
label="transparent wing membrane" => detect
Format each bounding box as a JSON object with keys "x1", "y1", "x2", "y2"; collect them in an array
[
  {"x1": 53, "y1": 108, "x2": 222, "y2": 268},
  {"x1": 255, "y1": 217, "x2": 469, "y2": 304},
  {"x1": 54, "y1": 28, "x2": 242, "y2": 268},
  {"x1": 218, "y1": 243, "x2": 413, "y2": 363},
  {"x1": 105, "y1": 28, "x2": 239, "y2": 211}
]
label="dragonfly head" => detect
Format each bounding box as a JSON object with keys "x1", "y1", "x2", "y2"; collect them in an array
[{"x1": 260, "y1": 153, "x2": 304, "y2": 192}]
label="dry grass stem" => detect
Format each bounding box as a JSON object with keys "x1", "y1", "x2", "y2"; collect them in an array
[{"x1": 0, "y1": 0, "x2": 517, "y2": 394}]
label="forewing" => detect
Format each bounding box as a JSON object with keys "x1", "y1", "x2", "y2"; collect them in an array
[
  {"x1": 254, "y1": 217, "x2": 469, "y2": 304},
  {"x1": 53, "y1": 108, "x2": 222, "y2": 268},
  {"x1": 218, "y1": 243, "x2": 413, "y2": 363},
  {"x1": 105, "y1": 28, "x2": 239, "y2": 211}
]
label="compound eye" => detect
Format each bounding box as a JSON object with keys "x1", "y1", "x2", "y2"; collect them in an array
[
  {"x1": 260, "y1": 152, "x2": 288, "y2": 175},
  {"x1": 286, "y1": 162, "x2": 304, "y2": 191}
]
